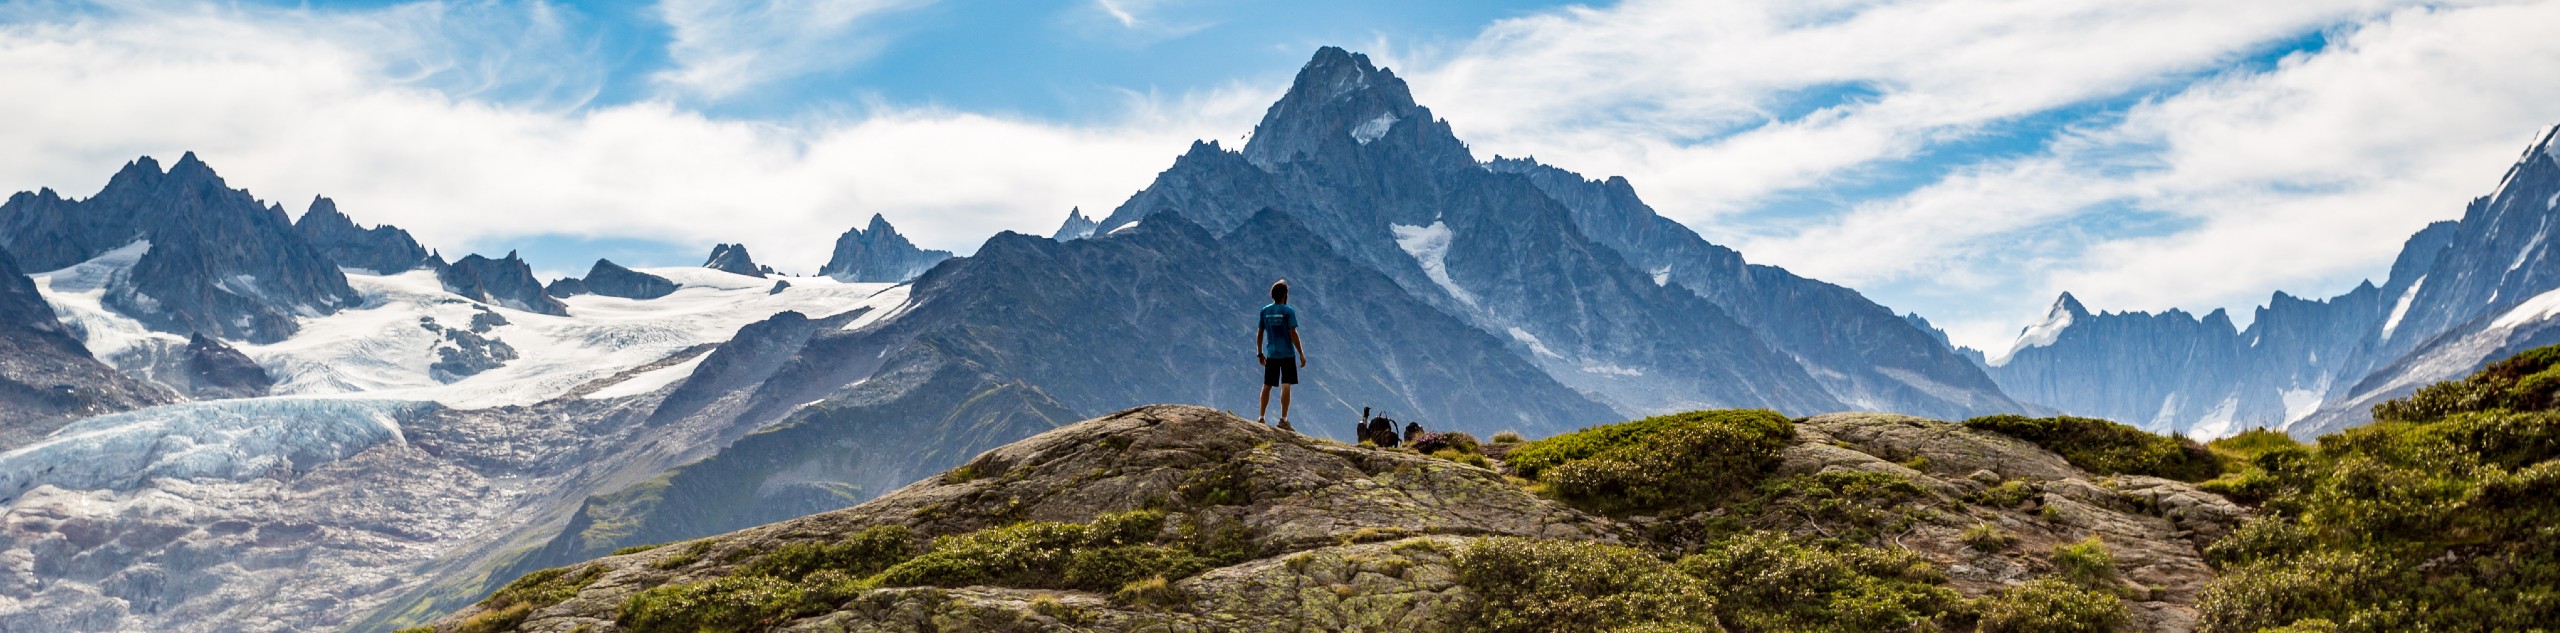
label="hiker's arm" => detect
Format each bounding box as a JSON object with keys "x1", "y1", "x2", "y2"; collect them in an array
[
  {"x1": 1255, "y1": 327, "x2": 1265, "y2": 362},
  {"x1": 1290, "y1": 329, "x2": 1305, "y2": 367}
]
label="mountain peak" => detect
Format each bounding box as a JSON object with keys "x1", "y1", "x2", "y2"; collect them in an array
[
  {"x1": 703, "y1": 243, "x2": 765, "y2": 278},
  {"x1": 821, "y1": 215, "x2": 953, "y2": 282},
  {"x1": 2051, "y1": 291, "x2": 2090, "y2": 318},
  {"x1": 1242, "y1": 47, "x2": 1422, "y2": 168},
  {"x1": 167, "y1": 151, "x2": 219, "y2": 183},
  {"x1": 1052, "y1": 207, "x2": 1099, "y2": 241}
]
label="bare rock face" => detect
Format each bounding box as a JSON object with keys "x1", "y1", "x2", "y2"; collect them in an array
[
  {"x1": 702, "y1": 243, "x2": 765, "y2": 278},
  {"x1": 180, "y1": 333, "x2": 273, "y2": 400},
  {"x1": 0, "y1": 246, "x2": 176, "y2": 448},
  {"x1": 546, "y1": 259, "x2": 678, "y2": 300},
  {"x1": 424, "y1": 406, "x2": 2241, "y2": 633},
  {"x1": 819, "y1": 214, "x2": 952, "y2": 283},
  {"x1": 438, "y1": 251, "x2": 569, "y2": 316},
  {"x1": 293, "y1": 196, "x2": 430, "y2": 275},
  {"x1": 0, "y1": 153, "x2": 361, "y2": 343}
]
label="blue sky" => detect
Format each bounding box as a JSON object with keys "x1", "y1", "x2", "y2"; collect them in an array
[{"x1": 1, "y1": 0, "x2": 2556, "y2": 350}]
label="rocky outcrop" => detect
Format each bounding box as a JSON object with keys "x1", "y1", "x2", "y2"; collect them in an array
[
  {"x1": 547, "y1": 259, "x2": 678, "y2": 300},
  {"x1": 819, "y1": 214, "x2": 952, "y2": 283},
  {"x1": 427, "y1": 406, "x2": 2240, "y2": 633},
  {"x1": 293, "y1": 196, "x2": 430, "y2": 274},
  {"x1": 0, "y1": 153, "x2": 360, "y2": 343},
  {"x1": 0, "y1": 246, "x2": 176, "y2": 449},
  {"x1": 180, "y1": 333, "x2": 272, "y2": 400},
  {"x1": 703, "y1": 243, "x2": 766, "y2": 278},
  {"x1": 1052, "y1": 207, "x2": 1099, "y2": 241},
  {"x1": 439, "y1": 251, "x2": 570, "y2": 316}
]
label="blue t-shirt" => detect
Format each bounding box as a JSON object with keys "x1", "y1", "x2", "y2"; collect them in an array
[{"x1": 1259, "y1": 303, "x2": 1300, "y2": 359}]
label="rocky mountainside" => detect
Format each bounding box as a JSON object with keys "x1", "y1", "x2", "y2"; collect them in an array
[
  {"x1": 295, "y1": 196, "x2": 432, "y2": 275},
  {"x1": 705, "y1": 243, "x2": 769, "y2": 278},
  {"x1": 820, "y1": 214, "x2": 952, "y2": 283},
  {"x1": 1982, "y1": 125, "x2": 2560, "y2": 437},
  {"x1": 440, "y1": 251, "x2": 570, "y2": 316},
  {"x1": 425, "y1": 405, "x2": 2241, "y2": 633},
  {"x1": 0, "y1": 246, "x2": 175, "y2": 449},
  {"x1": 1052, "y1": 207, "x2": 1099, "y2": 240},
  {"x1": 1489, "y1": 157, "x2": 2027, "y2": 419},
  {"x1": 547, "y1": 259, "x2": 680, "y2": 300},
  {"x1": 0, "y1": 153, "x2": 360, "y2": 343},
  {"x1": 1093, "y1": 48, "x2": 1871, "y2": 416},
  {"x1": 477, "y1": 209, "x2": 1628, "y2": 595}
]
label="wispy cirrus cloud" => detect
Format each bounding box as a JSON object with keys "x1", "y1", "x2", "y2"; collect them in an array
[
  {"x1": 1391, "y1": 0, "x2": 2560, "y2": 348},
  {"x1": 652, "y1": 0, "x2": 935, "y2": 99}
]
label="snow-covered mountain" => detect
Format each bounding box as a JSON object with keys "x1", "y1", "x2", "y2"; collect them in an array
[
  {"x1": 0, "y1": 47, "x2": 2083, "y2": 631},
  {"x1": 1979, "y1": 124, "x2": 2560, "y2": 438},
  {"x1": 818, "y1": 213, "x2": 952, "y2": 282}
]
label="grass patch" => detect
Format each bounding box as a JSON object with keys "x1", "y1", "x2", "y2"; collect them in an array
[
  {"x1": 1963, "y1": 414, "x2": 2223, "y2": 482},
  {"x1": 1963, "y1": 523, "x2": 2019, "y2": 553},
  {"x1": 616, "y1": 510, "x2": 1255, "y2": 631},
  {"x1": 610, "y1": 543, "x2": 668, "y2": 556},
  {"x1": 2190, "y1": 342, "x2": 2560, "y2": 631},
  {"x1": 1509, "y1": 410, "x2": 1795, "y2": 514},
  {"x1": 461, "y1": 564, "x2": 605, "y2": 633},
  {"x1": 1977, "y1": 578, "x2": 2128, "y2": 633},
  {"x1": 1679, "y1": 531, "x2": 1967, "y2": 632},
  {"x1": 2049, "y1": 536, "x2": 2117, "y2": 588},
  {"x1": 1454, "y1": 537, "x2": 1720, "y2": 633}
]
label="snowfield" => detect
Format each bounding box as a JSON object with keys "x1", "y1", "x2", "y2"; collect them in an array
[{"x1": 33, "y1": 248, "x2": 909, "y2": 409}]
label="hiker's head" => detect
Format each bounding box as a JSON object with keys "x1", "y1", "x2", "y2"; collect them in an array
[{"x1": 1271, "y1": 280, "x2": 1290, "y2": 304}]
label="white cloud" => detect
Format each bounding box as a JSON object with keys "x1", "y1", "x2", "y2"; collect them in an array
[
  {"x1": 653, "y1": 0, "x2": 934, "y2": 99},
  {"x1": 1392, "y1": 0, "x2": 2558, "y2": 349},
  {"x1": 0, "y1": 3, "x2": 1272, "y2": 274},
  {"x1": 1743, "y1": 2, "x2": 2560, "y2": 348}
]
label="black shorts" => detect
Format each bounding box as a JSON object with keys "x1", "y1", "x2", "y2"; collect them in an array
[{"x1": 1263, "y1": 357, "x2": 1299, "y2": 386}]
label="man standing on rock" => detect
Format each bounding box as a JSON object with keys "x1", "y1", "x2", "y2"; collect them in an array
[{"x1": 1257, "y1": 280, "x2": 1306, "y2": 431}]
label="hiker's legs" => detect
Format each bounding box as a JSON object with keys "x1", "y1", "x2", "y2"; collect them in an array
[
  {"x1": 1258, "y1": 384, "x2": 1271, "y2": 421},
  {"x1": 1280, "y1": 384, "x2": 1292, "y2": 421}
]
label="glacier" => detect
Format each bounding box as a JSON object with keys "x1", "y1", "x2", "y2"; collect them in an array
[{"x1": 0, "y1": 399, "x2": 425, "y2": 501}]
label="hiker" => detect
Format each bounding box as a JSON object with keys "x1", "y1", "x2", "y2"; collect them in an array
[{"x1": 1257, "y1": 280, "x2": 1306, "y2": 430}]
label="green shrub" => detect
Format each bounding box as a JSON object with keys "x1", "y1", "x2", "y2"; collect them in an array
[
  {"x1": 1508, "y1": 410, "x2": 1791, "y2": 479},
  {"x1": 620, "y1": 575, "x2": 810, "y2": 633},
  {"x1": 1736, "y1": 471, "x2": 1931, "y2": 541},
  {"x1": 1967, "y1": 480, "x2": 2038, "y2": 508},
  {"x1": 2049, "y1": 537, "x2": 2116, "y2": 588},
  {"x1": 462, "y1": 564, "x2": 605, "y2": 633},
  {"x1": 2190, "y1": 344, "x2": 2560, "y2": 631},
  {"x1": 1963, "y1": 523, "x2": 2019, "y2": 553},
  {"x1": 1490, "y1": 431, "x2": 1525, "y2": 444},
  {"x1": 611, "y1": 543, "x2": 668, "y2": 556},
  {"x1": 866, "y1": 510, "x2": 1224, "y2": 593},
  {"x1": 2372, "y1": 344, "x2": 2560, "y2": 422},
  {"x1": 740, "y1": 525, "x2": 916, "y2": 582},
  {"x1": 1517, "y1": 410, "x2": 1795, "y2": 514},
  {"x1": 1677, "y1": 532, "x2": 1965, "y2": 632},
  {"x1": 617, "y1": 510, "x2": 1245, "y2": 632},
  {"x1": 1113, "y1": 575, "x2": 1186, "y2": 609},
  {"x1": 1454, "y1": 537, "x2": 1721, "y2": 633},
  {"x1": 1976, "y1": 578, "x2": 2127, "y2": 633},
  {"x1": 1962, "y1": 414, "x2": 2223, "y2": 482}
]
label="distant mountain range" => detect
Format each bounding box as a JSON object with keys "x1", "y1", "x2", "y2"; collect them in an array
[
  {"x1": 1976, "y1": 125, "x2": 2560, "y2": 438},
  {"x1": 0, "y1": 46, "x2": 2547, "y2": 631}
]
